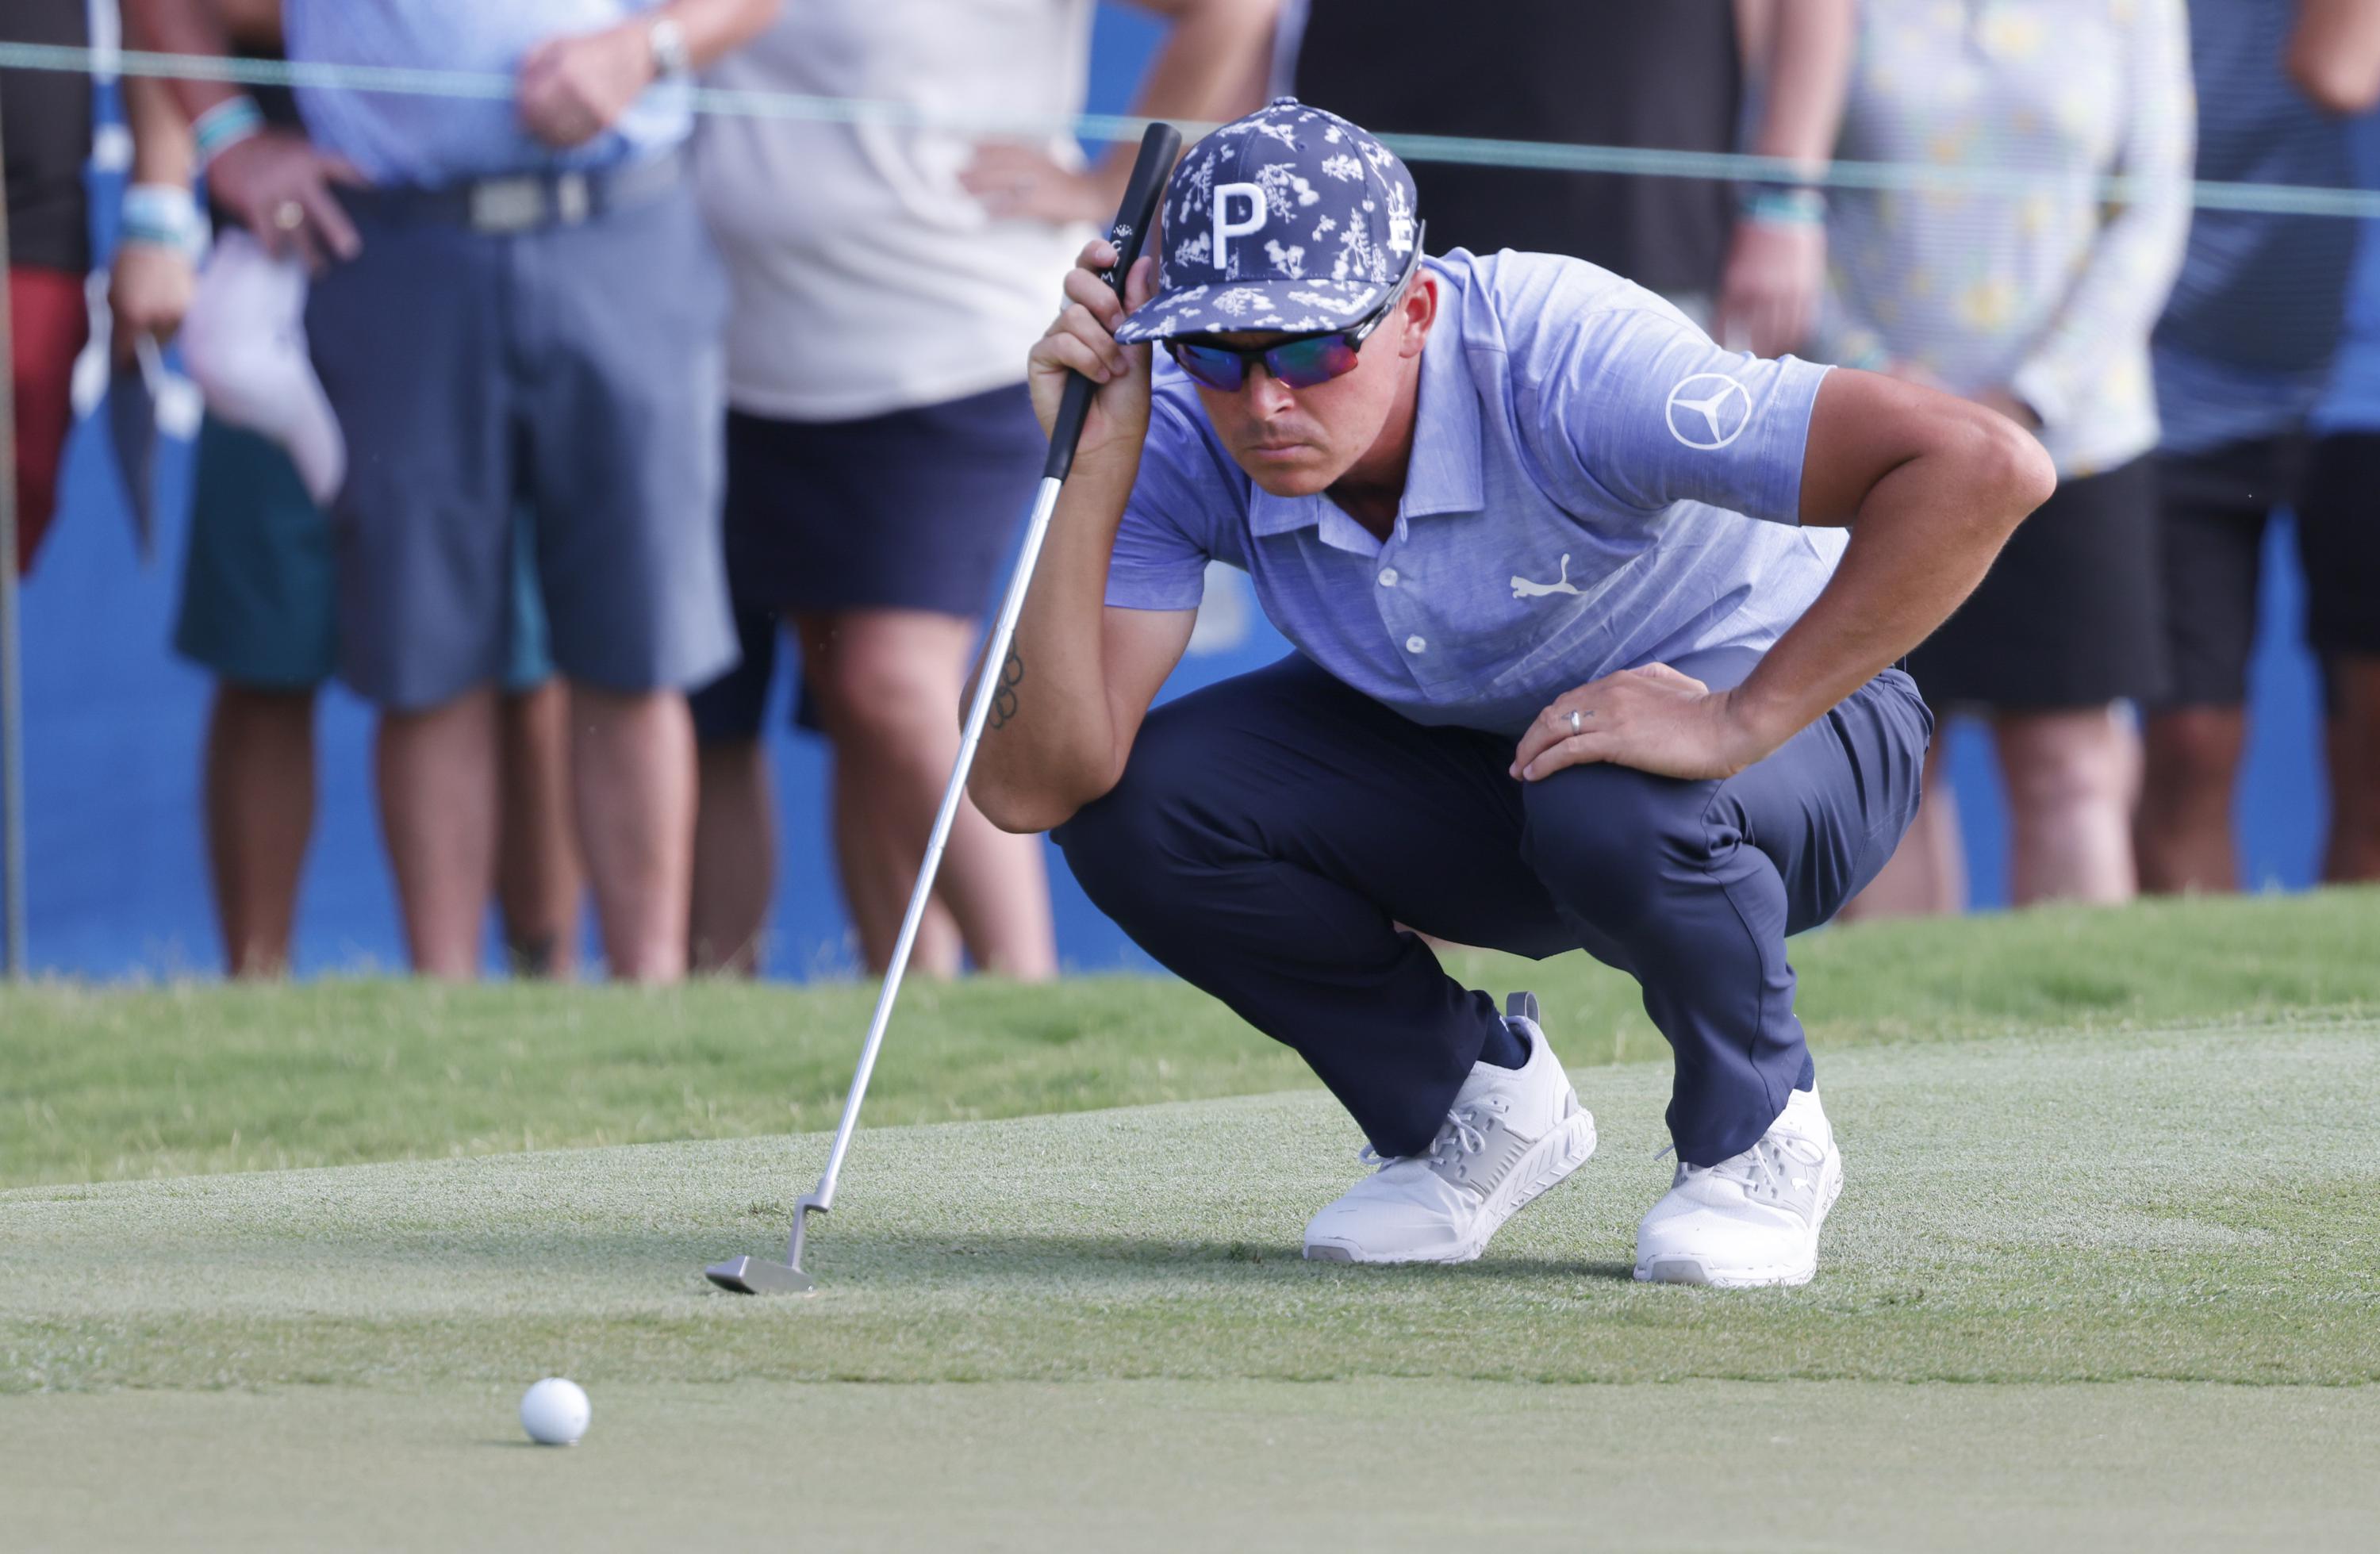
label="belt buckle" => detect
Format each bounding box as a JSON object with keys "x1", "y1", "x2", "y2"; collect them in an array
[
  {"x1": 554, "y1": 172, "x2": 592, "y2": 226},
  {"x1": 469, "y1": 175, "x2": 545, "y2": 234}
]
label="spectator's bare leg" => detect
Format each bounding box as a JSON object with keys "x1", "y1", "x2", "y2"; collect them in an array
[
  {"x1": 828, "y1": 730, "x2": 965, "y2": 979},
  {"x1": 691, "y1": 737, "x2": 775, "y2": 976},
  {"x1": 203, "y1": 685, "x2": 316, "y2": 977},
  {"x1": 497, "y1": 680, "x2": 582, "y2": 978},
  {"x1": 378, "y1": 690, "x2": 501, "y2": 979},
  {"x1": 571, "y1": 685, "x2": 697, "y2": 983},
  {"x1": 1834, "y1": 741, "x2": 1964, "y2": 919},
  {"x1": 800, "y1": 611, "x2": 1058, "y2": 979},
  {"x1": 2137, "y1": 707, "x2": 2244, "y2": 893},
  {"x1": 1994, "y1": 705, "x2": 2139, "y2": 906},
  {"x1": 2324, "y1": 657, "x2": 2380, "y2": 884}
]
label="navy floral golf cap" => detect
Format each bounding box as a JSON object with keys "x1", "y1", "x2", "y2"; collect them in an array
[{"x1": 1113, "y1": 98, "x2": 1422, "y2": 344}]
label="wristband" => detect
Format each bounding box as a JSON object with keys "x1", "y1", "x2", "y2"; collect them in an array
[
  {"x1": 1741, "y1": 185, "x2": 1828, "y2": 226},
  {"x1": 193, "y1": 95, "x2": 267, "y2": 172},
  {"x1": 119, "y1": 182, "x2": 206, "y2": 259}
]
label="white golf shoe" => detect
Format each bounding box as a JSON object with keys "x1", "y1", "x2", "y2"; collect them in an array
[
  {"x1": 1633, "y1": 1086, "x2": 1843, "y2": 1288},
  {"x1": 1303, "y1": 993, "x2": 1596, "y2": 1264}
]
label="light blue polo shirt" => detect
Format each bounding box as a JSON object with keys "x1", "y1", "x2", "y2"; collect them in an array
[
  {"x1": 1107, "y1": 247, "x2": 1844, "y2": 738},
  {"x1": 284, "y1": 0, "x2": 690, "y2": 188}
]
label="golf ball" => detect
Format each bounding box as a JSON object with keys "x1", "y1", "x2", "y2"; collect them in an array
[{"x1": 520, "y1": 1377, "x2": 591, "y2": 1446}]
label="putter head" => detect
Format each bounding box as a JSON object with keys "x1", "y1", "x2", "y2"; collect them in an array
[
  {"x1": 704, "y1": 1192, "x2": 827, "y2": 1295},
  {"x1": 704, "y1": 1254, "x2": 815, "y2": 1295}
]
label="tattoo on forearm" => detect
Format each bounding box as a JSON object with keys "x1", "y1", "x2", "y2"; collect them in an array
[{"x1": 989, "y1": 645, "x2": 1024, "y2": 730}]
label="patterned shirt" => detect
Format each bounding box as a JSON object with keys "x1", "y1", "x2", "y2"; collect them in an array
[
  {"x1": 1814, "y1": 0, "x2": 2193, "y2": 478},
  {"x1": 283, "y1": 0, "x2": 690, "y2": 187},
  {"x1": 1106, "y1": 249, "x2": 1844, "y2": 738}
]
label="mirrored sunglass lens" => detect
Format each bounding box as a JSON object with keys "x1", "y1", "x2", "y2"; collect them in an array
[
  {"x1": 1269, "y1": 335, "x2": 1361, "y2": 389},
  {"x1": 1171, "y1": 343, "x2": 1246, "y2": 390}
]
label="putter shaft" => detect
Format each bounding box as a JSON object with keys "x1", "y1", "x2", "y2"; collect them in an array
[{"x1": 705, "y1": 121, "x2": 1183, "y2": 1295}]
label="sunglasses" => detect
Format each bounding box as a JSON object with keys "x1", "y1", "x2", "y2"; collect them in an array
[{"x1": 1164, "y1": 229, "x2": 1425, "y2": 393}]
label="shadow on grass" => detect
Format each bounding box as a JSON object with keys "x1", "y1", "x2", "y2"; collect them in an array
[{"x1": 680, "y1": 1231, "x2": 1641, "y2": 1292}]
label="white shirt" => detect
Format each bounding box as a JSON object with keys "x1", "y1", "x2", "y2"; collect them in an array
[{"x1": 694, "y1": 0, "x2": 1097, "y2": 422}]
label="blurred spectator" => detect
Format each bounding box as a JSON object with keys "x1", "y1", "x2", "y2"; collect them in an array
[
  {"x1": 2292, "y1": 0, "x2": 2380, "y2": 885},
  {"x1": 1821, "y1": 0, "x2": 2193, "y2": 915},
  {"x1": 4, "y1": 0, "x2": 93, "y2": 576},
  {"x1": 685, "y1": 0, "x2": 1271, "y2": 977},
  {"x1": 2136, "y1": 0, "x2": 2359, "y2": 895},
  {"x1": 113, "y1": 2, "x2": 584, "y2": 977},
  {"x1": 133, "y1": 0, "x2": 781, "y2": 980},
  {"x1": 1280, "y1": 0, "x2": 1852, "y2": 353}
]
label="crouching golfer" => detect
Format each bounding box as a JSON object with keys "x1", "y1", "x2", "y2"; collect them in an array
[{"x1": 971, "y1": 101, "x2": 2053, "y2": 1286}]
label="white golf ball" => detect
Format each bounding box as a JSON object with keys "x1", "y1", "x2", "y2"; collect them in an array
[{"x1": 520, "y1": 1377, "x2": 591, "y2": 1446}]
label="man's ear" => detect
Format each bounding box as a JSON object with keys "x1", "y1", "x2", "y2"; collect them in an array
[{"x1": 1399, "y1": 274, "x2": 1439, "y2": 359}]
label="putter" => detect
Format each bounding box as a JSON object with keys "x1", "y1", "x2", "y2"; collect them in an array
[{"x1": 706, "y1": 120, "x2": 1184, "y2": 1295}]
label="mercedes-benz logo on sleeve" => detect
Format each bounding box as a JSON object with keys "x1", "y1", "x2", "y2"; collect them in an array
[{"x1": 1665, "y1": 373, "x2": 1754, "y2": 451}]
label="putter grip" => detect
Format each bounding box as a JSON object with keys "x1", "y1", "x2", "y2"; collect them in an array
[{"x1": 1042, "y1": 121, "x2": 1184, "y2": 482}]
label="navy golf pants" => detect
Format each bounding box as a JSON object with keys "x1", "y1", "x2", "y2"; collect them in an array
[{"x1": 1054, "y1": 656, "x2": 1933, "y2": 1165}]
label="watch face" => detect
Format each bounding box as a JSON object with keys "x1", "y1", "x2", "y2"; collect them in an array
[{"x1": 651, "y1": 17, "x2": 691, "y2": 76}]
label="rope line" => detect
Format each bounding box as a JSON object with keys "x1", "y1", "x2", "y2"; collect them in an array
[{"x1": 5, "y1": 40, "x2": 2378, "y2": 221}]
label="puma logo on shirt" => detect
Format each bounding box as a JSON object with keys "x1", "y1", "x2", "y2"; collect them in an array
[{"x1": 1511, "y1": 554, "x2": 1583, "y2": 599}]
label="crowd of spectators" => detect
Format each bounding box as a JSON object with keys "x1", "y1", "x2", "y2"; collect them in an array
[{"x1": 6, "y1": 0, "x2": 2378, "y2": 981}]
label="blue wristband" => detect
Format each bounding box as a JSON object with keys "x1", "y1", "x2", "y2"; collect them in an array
[
  {"x1": 1741, "y1": 186, "x2": 1828, "y2": 226},
  {"x1": 193, "y1": 95, "x2": 267, "y2": 172},
  {"x1": 119, "y1": 183, "x2": 205, "y2": 258}
]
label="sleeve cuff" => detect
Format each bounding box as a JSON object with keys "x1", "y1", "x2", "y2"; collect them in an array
[
  {"x1": 1102, "y1": 569, "x2": 1207, "y2": 612},
  {"x1": 2008, "y1": 359, "x2": 2071, "y2": 436}
]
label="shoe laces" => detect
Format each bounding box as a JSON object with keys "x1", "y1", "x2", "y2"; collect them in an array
[
  {"x1": 1684, "y1": 1130, "x2": 1825, "y2": 1204},
  {"x1": 1358, "y1": 1101, "x2": 1500, "y2": 1174}
]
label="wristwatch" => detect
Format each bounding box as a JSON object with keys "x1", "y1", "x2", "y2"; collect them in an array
[{"x1": 647, "y1": 15, "x2": 691, "y2": 79}]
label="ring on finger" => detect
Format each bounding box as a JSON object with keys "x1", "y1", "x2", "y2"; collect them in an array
[
  {"x1": 273, "y1": 200, "x2": 306, "y2": 231},
  {"x1": 1567, "y1": 709, "x2": 1583, "y2": 735}
]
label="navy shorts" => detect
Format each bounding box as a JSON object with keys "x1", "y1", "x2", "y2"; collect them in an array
[
  {"x1": 1910, "y1": 457, "x2": 2166, "y2": 710},
  {"x1": 690, "y1": 384, "x2": 1046, "y2": 742},
  {"x1": 2297, "y1": 432, "x2": 2380, "y2": 661},
  {"x1": 2151, "y1": 436, "x2": 2307, "y2": 709},
  {"x1": 173, "y1": 419, "x2": 554, "y2": 693},
  {"x1": 304, "y1": 172, "x2": 736, "y2": 711}
]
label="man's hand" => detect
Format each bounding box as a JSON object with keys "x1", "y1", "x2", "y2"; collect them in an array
[
  {"x1": 1714, "y1": 218, "x2": 1824, "y2": 356},
  {"x1": 962, "y1": 142, "x2": 1113, "y2": 225},
  {"x1": 109, "y1": 242, "x2": 197, "y2": 361},
  {"x1": 517, "y1": 24, "x2": 657, "y2": 149},
  {"x1": 207, "y1": 131, "x2": 365, "y2": 271},
  {"x1": 1510, "y1": 665, "x2": 1769, "y2": 784},
  {"x1": 1028, "y1": 238, "x2": 1159, "y2": 469}
]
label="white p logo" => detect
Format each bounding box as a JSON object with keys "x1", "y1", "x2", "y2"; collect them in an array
[{"x1": 1213, "y1": 182, "x2": 1266, "y2": 274}]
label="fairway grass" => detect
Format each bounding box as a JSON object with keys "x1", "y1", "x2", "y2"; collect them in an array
[
  {"x1": 9, "y1": 1021, "x2": 2377, "y2": 1391},
  {"x1": 6, "y1": 887, "x2": 2378, "y2": 1188}
]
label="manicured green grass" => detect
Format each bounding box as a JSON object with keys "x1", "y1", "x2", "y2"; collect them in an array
[
  {"x1": 8, "y1": 1020, "x2": 2378, "y2": 1393},
  {"x1": 6, "y1": 888, "x2": 2375, "y2": 1189},
  {"x1": 6, "y1": 892, "x2": 2378, "y2": 1548},
  {"x1": 10, "y1": 1379, "x2": 2378, "y2": 1552}
]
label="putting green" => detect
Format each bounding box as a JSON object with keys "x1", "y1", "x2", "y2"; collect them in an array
[
  {"x1": 9, "y1": 1017, "x2": 2379, "y2": 1546},
  {"x1": 7, "y1": 1020, "x2": 2377, "y2": 1391},
  {"x1": 8, "y1": 1379, "x2": 2377, "y2": 1551}
]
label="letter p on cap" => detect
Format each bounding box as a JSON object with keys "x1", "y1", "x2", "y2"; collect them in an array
[{"x1": 1214, "y1": 182, "x2": 1266, "y2": 271}]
